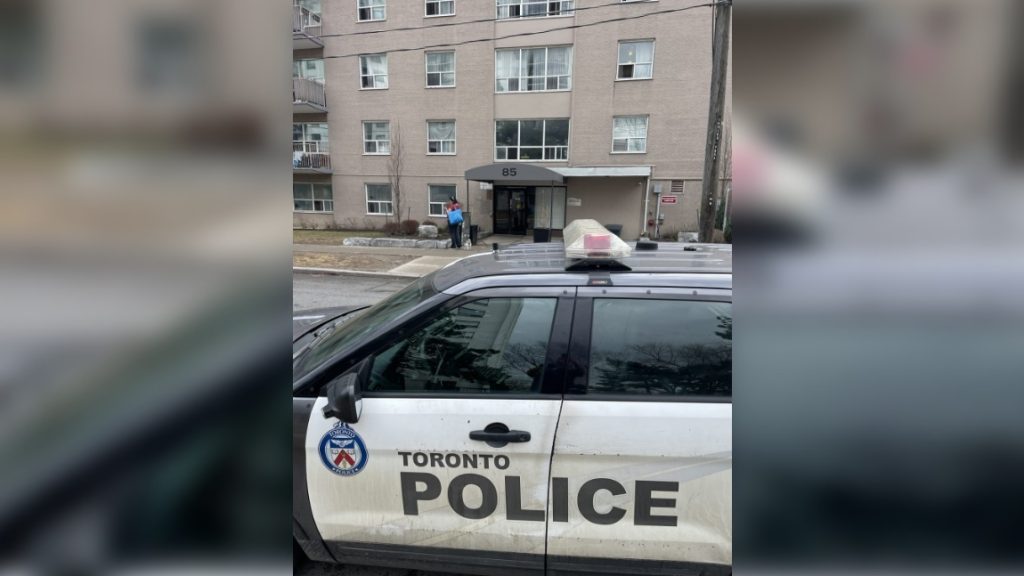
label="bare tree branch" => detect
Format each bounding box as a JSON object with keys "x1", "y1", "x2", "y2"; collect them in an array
[{"x1": 386, "y1": 120, "x2": 403, "y2": 224}]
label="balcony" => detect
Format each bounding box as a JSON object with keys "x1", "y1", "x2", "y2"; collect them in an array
[
  {"x1": 293, "y1": 142, "x2": 332, "y2": 174},
  {"x1": 293, "y1": 5, "x2": 324, "y2": 50},
  {"x1": 293, "y1": 77, "x2": 327, "y2": 113}
]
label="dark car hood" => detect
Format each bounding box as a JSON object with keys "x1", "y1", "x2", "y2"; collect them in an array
[{"x1": 292, "y1": 306, "x2": 367, "y2": 341}]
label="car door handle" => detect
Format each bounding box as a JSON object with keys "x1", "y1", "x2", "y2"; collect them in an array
[{"x1": 469, "y1": 430, "x2": 531, "y2": 443}]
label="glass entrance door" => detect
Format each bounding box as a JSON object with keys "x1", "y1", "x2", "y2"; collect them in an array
[{"x1": 494, "y1": 187, "x2": 530, "y2": 235}]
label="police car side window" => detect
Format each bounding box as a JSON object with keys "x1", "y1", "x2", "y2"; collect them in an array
[
  {"x1": 588, "y1": 299, "x2": 731, "y2": 397},
  {"x1": 367, "y1": 298, "x2": 557, "y2": 394}
]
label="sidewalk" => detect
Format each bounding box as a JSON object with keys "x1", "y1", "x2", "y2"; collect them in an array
[
  {"x1": 292, "y1": 234, "x2": 534, "y2": 278},
  {"x1": 293, "y1": 243, "x2": 483, "y2": 278},
  {"x1": 294, "y1": 243, "x2": 490, "y2": 257}
]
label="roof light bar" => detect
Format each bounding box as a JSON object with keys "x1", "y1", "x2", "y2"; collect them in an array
[{"x1": 563, "y1": 219, "x2": 632, "y2": 260}]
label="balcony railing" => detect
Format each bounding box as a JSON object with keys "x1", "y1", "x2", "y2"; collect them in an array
[
  {"x1": 293, "y1": 77, "x2": 327, "y2": 109},
  {"x1": 293, "y1": 5, "x2": 322, "y2": 38},
  {"x1": 293, "y1": 141, "x2": 331, "y2": 171}
]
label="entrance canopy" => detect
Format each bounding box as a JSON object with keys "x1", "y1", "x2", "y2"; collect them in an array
[
  {"x1": 465, "y1": 163, "x2": 564, "y2": 184},
  {"x1": 551, "y1": 166, "x2": 651, "y2": 178}
]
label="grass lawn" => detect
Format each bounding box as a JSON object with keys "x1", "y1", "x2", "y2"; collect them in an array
[
  {"x1": 293, "y1": 252, "x2": 414, "y2": 272},
  {"x1": 293, "y1": 229, "x2": 384, "y2": 245}
]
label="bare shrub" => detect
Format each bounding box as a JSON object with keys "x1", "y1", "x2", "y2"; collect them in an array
[{"x1": 400, "y1": 219, "x2": 420, "y2": 236}]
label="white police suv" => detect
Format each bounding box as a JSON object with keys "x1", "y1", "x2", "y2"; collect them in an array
[{"x1": 293, "y1": 221, "x2": 732, "y2": 576}]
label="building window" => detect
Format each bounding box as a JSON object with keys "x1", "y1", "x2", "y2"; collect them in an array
[
  {"x1": 0, "y1": 3, "x2": 42, "y2": 89},
  {"x1": 425, "y1": 0, "x2": 454, "y2": 16},
  {"x1": 293, "y1": 183, "x2": 333, "y2": 212},
  {"x1": 534, "y1": 186, "x2": 566, "y2": 229},
  {"x1": 293, "y1": 58, "x2": 324, "y2": 81},
  {"x1": 293, "y1": 123, "x2": 329, "y2": 150},
  {"x1": 428, "y1": 184, "x2": 456, "y2": 217},
  {"x1": 617, "y1": 40, "x2": 654, "y2": 80},
  {"x1": 138, "y1": 18, "x2": 202, "y2": 94},
  {"x1": 359, "y1": 53, "x2": 388, "y2": 89},
  {"x1": 496, "y1": 0, "x2": 574, "y2": 19},
  {"x1": 425, "y1": 51, "x2": 455, "y2": 87},
  {"x1": 495, "y1": 119, "x2": 569, "y2": 161},
  {"x1": 293, "y1": 123, "x2": 330, "y2": 169},
  {"x1": 366, "y1": 183, "x2": 394, "y2": 215},
  {"x1": 358, "y1": 0, "x2": 386, "y2": 22},
  {"x1": 495, "y1": 46, "x2": 572, "y2": 92},
  {"x1": 427, "y1": 120, "x2": 456, "y2": 154},
  {"x1": 612, "y1": 115, "x2": 649, "y2": 153},
  {"x1": 363, "y1": 121, "x2": 391, "y2": 154}
]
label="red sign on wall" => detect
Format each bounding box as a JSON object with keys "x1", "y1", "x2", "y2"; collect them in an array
[{"x1": 660, "y1": 195, "x2": 678, "y2": 204}]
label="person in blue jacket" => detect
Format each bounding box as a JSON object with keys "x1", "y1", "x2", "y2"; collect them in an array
[{"x1": 445, "y1": 196, "x2": 463, "y2": 249}]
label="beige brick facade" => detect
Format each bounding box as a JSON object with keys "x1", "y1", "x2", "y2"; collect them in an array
[{"x1": 293, "y1": 0, "x2": 727, "y2": 239}]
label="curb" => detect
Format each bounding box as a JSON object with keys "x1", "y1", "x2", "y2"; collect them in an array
[{"x1": 293, "y1": 266, "x2": 420, "y2": 279}]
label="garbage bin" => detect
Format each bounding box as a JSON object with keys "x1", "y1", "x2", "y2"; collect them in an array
[
  {"x1": 605, "y1": 224, "x2": 624, "y2": 237},
  {"x1": 533, "y1": 228, "x2": 551, "y2": 243},
  {"x1": 469, "y1": 224, "x2": 479, "y2": 245}
]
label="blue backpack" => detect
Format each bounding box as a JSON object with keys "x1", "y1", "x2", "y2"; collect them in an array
[{"x1": 448, "y1": 207, "x2": 463, "y2": 225}]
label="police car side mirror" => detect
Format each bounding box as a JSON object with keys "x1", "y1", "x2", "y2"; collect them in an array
[
  {"x1": 323, "y1": 373, "x2": 361, "y2": 423},
  {"x1": 322, "y1": 357, "x2": 371, "y2": 423}
]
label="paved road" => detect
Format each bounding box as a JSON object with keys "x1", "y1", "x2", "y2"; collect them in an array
[{"x1": 294, "y1": 272, "x2": 413, "y2": 311}]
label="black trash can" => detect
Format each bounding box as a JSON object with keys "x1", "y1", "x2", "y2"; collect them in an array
[
  {"x1": 605, "y1": 224, "x2": 624, "y2": 237},
  {"x1": 533, "y1": 228, "x2": 552, "y2": 243},
  {"x1": 469, "y1": 224, "x2": 479, "y2": 245}
]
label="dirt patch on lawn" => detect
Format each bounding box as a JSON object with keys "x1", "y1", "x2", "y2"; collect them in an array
[{"x1": 294, "y1": 251, "x2": 415, "y2": 272}]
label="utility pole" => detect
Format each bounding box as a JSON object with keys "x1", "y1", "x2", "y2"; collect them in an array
[{"x1": 698, "y1": 0, "x2": 731, "y2": 243}]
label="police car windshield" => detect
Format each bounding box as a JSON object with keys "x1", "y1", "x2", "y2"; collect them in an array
[{"x1": 292, "y1": 275, "x2": 436, "y2": 380}]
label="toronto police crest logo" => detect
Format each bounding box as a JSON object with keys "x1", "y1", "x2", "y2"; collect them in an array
[{"x1": 318, "y1": 422, "x2": 368, "y2": 476}]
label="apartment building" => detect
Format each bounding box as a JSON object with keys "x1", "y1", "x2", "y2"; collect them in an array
[{"x1": 293, "y1": 0, "x2": 727, "y2": 240}]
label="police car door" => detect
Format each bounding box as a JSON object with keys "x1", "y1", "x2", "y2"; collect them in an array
[
  {"x1": 305, "y1": 287, "x2": 573, "y2": 575},
  {"x1": 547, "y1": 287, "x2": 732, "y2": 575}
]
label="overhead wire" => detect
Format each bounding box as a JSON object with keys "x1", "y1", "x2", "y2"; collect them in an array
[
  {"x1": 322, "y1": 2, "x2": 721, "y2": 60},
  {"x1": 317, "y1": 0, "x2": 705, "y2": 39}
]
